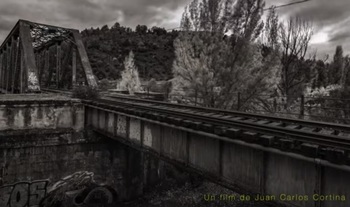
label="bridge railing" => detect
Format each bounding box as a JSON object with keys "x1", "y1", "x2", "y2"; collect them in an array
[{"x1": 0, "y1": 20, "x2": 97, "y2": 94}]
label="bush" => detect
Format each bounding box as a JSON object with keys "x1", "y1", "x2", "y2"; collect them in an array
[
  {"x1": 117, "y1": 51, "x2": 141, "y2": 95},
  {"x1": 98, "y1": 79, "x2": 113, "y2": 90},
  {"x1": 72, "y1": 86, "x2": 100, "y2": 100}
]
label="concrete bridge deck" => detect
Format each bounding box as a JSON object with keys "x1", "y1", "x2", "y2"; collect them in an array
[{"x1": 85, "y1": 98, "x2": 350, "y2": 207}]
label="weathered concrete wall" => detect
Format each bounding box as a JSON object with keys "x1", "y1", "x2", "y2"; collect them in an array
[
  {"x1": 0, "y1": 95, "x2": 147, "y2": 205},
  {"x1": 85, "y1": 103, "x2": 350, "y2": 207},
  {"x1": 0, "y1": 94, "x2": 84, "y2": 132},
  {"x1": 222, "y1": 143, "x2": 264, "y2": 193},
  {"x1": 0, "y1": 131, "x2": 143, "y2": 202},
  {"x1": 265, "y1": 154, "x2": 317, "y2": 207}
]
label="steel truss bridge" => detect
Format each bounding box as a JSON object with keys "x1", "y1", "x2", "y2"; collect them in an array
[{"x1": 0, "y1": 19, "x2": 97, "y2": 94}]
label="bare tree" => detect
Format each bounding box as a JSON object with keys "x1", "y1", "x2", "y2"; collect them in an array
[{"x1": 278, "y1": 17, "x2": 313, "y2": 104}]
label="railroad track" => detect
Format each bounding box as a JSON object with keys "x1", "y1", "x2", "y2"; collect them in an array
[
  {"x1": 106, "y1": 94, "x2": 350, "y2": 134},
  {"x1": 83, "y1": 95, "x2": 350, "y2": 163}
]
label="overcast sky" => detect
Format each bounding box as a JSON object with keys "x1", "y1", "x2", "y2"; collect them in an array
[{"x1": 0, "y1": 0, "x2": 349, "y2": 58}]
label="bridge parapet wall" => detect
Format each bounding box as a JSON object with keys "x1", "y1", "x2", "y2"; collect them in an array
[{"x1": 0, "y1": 94, "x2": 84, "y2": 132}]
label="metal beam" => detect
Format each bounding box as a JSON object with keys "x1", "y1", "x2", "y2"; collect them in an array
[
  {"x1": 0, "y1": 51, "x2": 2, "y2": 90},
  {"x1": 46, "y1": 47, "x2": 54, "y2": 87},
  {"x1": 72, "y1": 48, "x2": 77, "y2": 87},
  {"x1": 41, "y1": 49, "x2": 49, "y2": 86},
  {"x1": 59, "y1": 43, "x2": 73, "y2": 87},
  {"x1": 14, "y1": 38, "x2": 21, "y2": 93},
  {"x1": 20, "y1": 48, "x2": 25, "y2": 93},
  {"x1": 6, "y1": 42, "x2": 12, "y2": 93},
  {"x1": 19, "y1": 21, "x2": 40, "y2": 92},
  {"x1": 11, "y1": 37, "x2": 19, "y2": 93},
  {"x1": 2, "y1": 49, "x2": 7, "y2": 90},
  {"x1": 56, "y1": 43, "x2": 61, "y2": 88},
  {"x1": 37, "y1": 49, "x2": 45, "y2": 85},
  {"x1": 72, "y1": 30, "x2": 97, "y2": 87}
]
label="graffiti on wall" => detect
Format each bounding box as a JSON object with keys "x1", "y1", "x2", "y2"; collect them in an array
[
  {"x1": 0, "y1": 180, "x2": 49, "y2": 207},
  {"x1": 0, "y1": 171, "x2": 118, "y2": 207}
]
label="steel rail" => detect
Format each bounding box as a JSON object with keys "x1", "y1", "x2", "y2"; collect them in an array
[
  {"x1": 91, "y1": 98, "x2": 350, "y2": 151},
  {"x1": 106, "y1": 94, "x2": 350, "y2": 133}
]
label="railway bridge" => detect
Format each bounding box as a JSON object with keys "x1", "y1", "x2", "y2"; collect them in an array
[{"x1": 0, "y1": 20, "x2": 349, "y2": 207}]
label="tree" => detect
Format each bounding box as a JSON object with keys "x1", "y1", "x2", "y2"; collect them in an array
[
  {"x1": 172, "y1": 0, "x2": 279, "y2": 110},
  {"x1": 118, "y1": 51, "x2": 141, "y2": 95},
  {"x1": 136, "y1": 25, "x2": 148, "y2": 34},
  {"x1": 150, "y1": 27, "x2": 167, "y2": 36},
  {"x1": 224, "y1": 0, "x2": 265, "y2": 41},
  {"x1": 171, "y1": 32, "x2": 230, "y2": 107},
  {"x1": 313, "y1": 60, "x2": 327, "y2": 89},
  {"x1": 329, "y1": 45, "x2": 345, "y2": 85},
  {"x1": 343, "y1": 56, "x2": 350, "y2": 88},
  {"x1": 263, "y1": 6, "x2": 279, "y2": 49},
  {"x1": 180, "y1": 0, "x2": 230, "y2": 33},
  {"x1": 181, "y1": 0, "x2": 265, "y2": 36},
  {"x1": 112, "y1": 22, "x2": 121, "y2": 29},
  {"x1": 101, "y1": 25, "x2": 109, "y2": 32},
  {"x1": 147, "y1": 78, "x2": 157, "y2": 93},
  {"x1": 278, "y1": 17, "x2": 313, "y2": 105}
]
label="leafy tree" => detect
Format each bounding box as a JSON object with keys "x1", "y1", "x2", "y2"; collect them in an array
[
  {"x1": 150, "y1": 27, "x2": 167, "y2": 36},
  {"x1": 72, "y1": 85, "x2": 100, "y2": 100},
  {"x1": 112, "y1": 22, "x2": 121, "y2": 29},
  {"x1": 313, "y1": 60, "x2": 327, "y2": 88},
  {"x1": 329, "y1": 45, "x2": 345, "y2": 85},
  {"x1": 263, "y1": 6, "x2": 279, "y2": 49},
  {"x1": 101, "y1": 25, "x2": 109, "y2": 31},
  {"x1": 147, "y1": 78, "x2": 157, "y2": 93},
  {"x1": 171, "y1": 32, "x2": 229, "y2": 107},
  {"x1": 172, "y1": 0, "x2": 279, "y2": 109},
  {"x1": 118, "y1": 51, "x2": 141, "y2": 95},
  {"x1": 225, "y1": 0, "x2": 265, "y2": 41},
  {"x1": 136, "y1": 25, "x2": 148, "y2": 34},
  {"x1": 181, "y1": 0, "x2": 265, "y2": 36},
  {"x1": 343, "y1": 56, "x2": 350, "y2": 88}
]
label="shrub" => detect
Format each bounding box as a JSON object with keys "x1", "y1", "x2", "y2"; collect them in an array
[
  {"x1": 117, "y1": 51, "x2": 141, "y2": 95},
  {"x1": 72, "y1": 85, "x2": 100, "y2": 100},
  {"x1": 99, "y1": 79, "x2": 113, "y2": 90}
]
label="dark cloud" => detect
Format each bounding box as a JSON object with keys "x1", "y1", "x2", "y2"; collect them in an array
[
  {"x1": 0, "y1": 0, "x2": 349, "y2": 57},
  {"x1": 0, "y1": 18, "x2": 16, "y2": 32},
  {"x1": 0, "y1": 0, "x2": 190, "y2": 42},
  {"x1": 265, "y1": 0, "x2": 350, "y2": 56},
  {"x1": 328, "y1": 23, "x2": 350, "y2": 43},
  {"x1": 269, "y1": 0, "x2": 350, "y2": 25}
]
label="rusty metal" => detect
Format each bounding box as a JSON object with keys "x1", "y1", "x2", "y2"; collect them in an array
[{"x1": 0, "y1": 19, "x2": 98, "y2": 93}]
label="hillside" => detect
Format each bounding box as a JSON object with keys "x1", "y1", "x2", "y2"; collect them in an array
[{"x1": 81, "y1": 24, "x2": 179, "y2": 81}]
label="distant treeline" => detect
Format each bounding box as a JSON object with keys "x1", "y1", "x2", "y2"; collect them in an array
[{"x1": 81, "y1": 23, "x2": 179, "y2": 81}]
